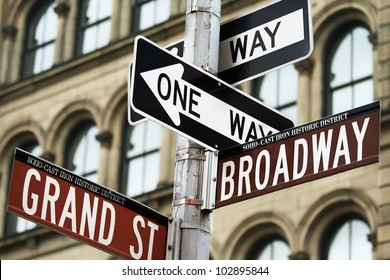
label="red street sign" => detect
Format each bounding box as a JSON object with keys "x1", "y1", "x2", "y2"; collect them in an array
[
  {"x1": 7, "y1": 149, "x2": 168, "y2": 260},
  {"x1": 215, "y1": 101, "x2": 381, "y2": 208}
]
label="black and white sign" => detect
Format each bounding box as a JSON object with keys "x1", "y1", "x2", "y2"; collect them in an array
[
  {"x1": 128, "y1": 0, "x2": 313, "y2": 125},
  {"x1": 128, "y1": 42, "x2": 183, "y2": 125},
  {"x1": 218, "y1": 0, "x2": 313, "y2": 84},
  {"x1": 129, "y1": 36, "x2": 294, "y2": 151}
]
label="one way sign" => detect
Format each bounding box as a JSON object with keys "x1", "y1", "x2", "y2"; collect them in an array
[{"x1": 129, "y1": 36, "x2": 294, "y2": 151}]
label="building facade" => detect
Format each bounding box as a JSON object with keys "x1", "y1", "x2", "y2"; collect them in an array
[{"x1": 0, "y1": 0, "x2": 389, "y2": 259}]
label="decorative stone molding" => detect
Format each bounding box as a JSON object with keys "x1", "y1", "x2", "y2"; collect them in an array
[
  {"x1": 2, "y1": 26, "x2": 17, "y2": 41},
  {"x1": 54, "y1": 2, "x2": 70, "y2": 17},
  {"x1": 368, "y1": 32, "x2": 378, "y2": 49},
  {"x1": 294, "y1": 58, "x2": 315, "y2": 75},
  {"x1": 289, "y1": 251, "x2": 310, "y2": 260},
  {"x1": 0, "y1": 17, "x2": 183, "y2": 103},
  {"x1": 40, "y1": 151, "x2": 55, "y2": 163},
  {"x1": 368, "y1": 231, "x2": 377, "y2": 249},
  {"x1": 96, "y1": 131, "x2": 113, "y2": 148}
]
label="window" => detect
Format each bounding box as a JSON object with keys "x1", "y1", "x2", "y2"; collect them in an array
[
  {"x1": 324, "y1": 24, "x2": 373, "y2": 115},
  {"x1": 121, "y1": 120, "x2": 161, "y2": 197},
  {"x1": 248, "y1": 235, "x2": 291, "y2": 260},
  {"x1": 65, "y1": 121, "x2": 100, "y2": 182},
  {"x1": 5, "y1": 141, "x2": 41, "y2": 236},
  {"x1": 132, "y1": 0, "x2": 171, "y2": 32},
  {"x1": 321, "y1": 215, "x2": 372, "y2": 260},
  {"x1": 253, "y1": 65, "x2": 298, "y2": 123},
  {"x1": 22, "y1": 1, "x2": 58, "y2": 78},
  {"x1": 77, "y1": 0, "x2": 112, "y2": 55}
]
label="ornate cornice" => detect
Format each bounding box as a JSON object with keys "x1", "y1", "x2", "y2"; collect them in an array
[
  {"x1": 0, "y1": 15, "x2": 185, "y2": 103},
  {"x1": 0, "y1": 0, "x2": 268, "y2": 104}
]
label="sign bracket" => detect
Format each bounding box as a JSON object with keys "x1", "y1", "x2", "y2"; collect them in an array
[
  {"x1": 201, "y1": 151, "x2": 218, "y2": 210},
  {"x1": 165, "y1": 218, "x2": 182, "y2": 260}
]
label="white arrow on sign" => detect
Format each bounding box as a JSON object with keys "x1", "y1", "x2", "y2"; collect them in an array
[
  {"x1": 129, "y1": 0, "x2": 312, "y2": 126},
  {"x1": 140, "y1": 63, "x2": 279, "y2": 145},
  {"x1": 130, "y1": 36, "x2": 294, "y2": 151}
]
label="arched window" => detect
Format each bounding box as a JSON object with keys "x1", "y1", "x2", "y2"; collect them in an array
[
  {"x1": 324, "y1": 23, "x2": 373, "y2": 115},
  {"x1": 121, "y1": 120, "x2": 161, "y2": 197},
  {"x1": 247, "y1": 235, "x2": 291, "y2": 260},
  {"x1": 5, "y1": 141, "x2": 41, "y2": 236},
  {"x1": 253, "y1": 65, "x2": 298, "y2": 123},
  {"x1": 132, "y1": 0, "x2": 171, "y2": 32},
  {"x1": 22, "y1": 1, "x2": 58, "y2": 78},
  {"x1": 65, "y1": 121, "x2": 100, "y2": 182},
  {"x1": 77, "y1": 0, "x2": 112, "y2": 55},
  {"x1": 321, "y1": 215, "x2": 372, "y2": 259}
]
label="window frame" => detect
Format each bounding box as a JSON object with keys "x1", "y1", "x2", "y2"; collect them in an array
[
  {"x1": 252, "y1": 65, "x2": 299, "y2": 123},
  {"x1": 320, "y1": 213, "x2": 372, "y2": 260},
  {"x1": 4, "y1": 140, "x2": 41, "y2": 237},
  {"x1": 22, "y1": 0, "x2": 57, "y2": 78},
  {"x1": 76, "y1": 0, "x2": 113, "y2": 56},
  {"x1": 131, "y1": 0, "x2": 171, "y2": 33},
  {"x1": 64, "y1": 120, "x2": 100, "y2": 181},
  {"x1": 323, "y1": 21, "x2": 373, "y2": 116},
  {"x1": 246, "y1": 234, "x2": 291, "y2": 260},
  {"x1": 120, "y1": 118, "x2": 162, "y2": 197}
]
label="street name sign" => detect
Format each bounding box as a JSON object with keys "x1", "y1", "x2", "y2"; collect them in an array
[
  {"x1": 129, "y1": 0, "x2": 313, "y2": 125},
  {"x1": 129, "y1": 36, "x2": 294, "y2": 151},
  {"x1": 215, "y1": 101, "x2": 381, "y2": 208},
  {"x1": 7, "y1": 148, "x2": 168, "y2": 260}
]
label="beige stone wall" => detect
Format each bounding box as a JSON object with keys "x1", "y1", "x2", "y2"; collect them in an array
[{"x1": 0, "y1": 0, "x2": 389, "y2": 260}]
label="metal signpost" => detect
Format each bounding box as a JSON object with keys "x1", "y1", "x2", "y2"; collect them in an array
[
  {"x1": 214, "y1": 102, "x2": 381, "y2": 208},
  {"x1": 7, "y1": 149, "x2": 168, "y2": 260},
  {"x1": 168, "y1": 0, "x2": 220, "y2": 260},
  {"x1": 129, "y1": 36, "x2": 294, "y2": 151}
]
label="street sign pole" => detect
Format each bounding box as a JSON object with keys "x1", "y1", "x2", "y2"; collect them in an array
[{"x1": 170, "y1": 0, "x2": 221, "y2": 259}]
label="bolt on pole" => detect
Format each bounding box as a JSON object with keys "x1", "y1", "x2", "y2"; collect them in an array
[{"x1": 169, "y1": 0, "x2": 221, "y2": 260}]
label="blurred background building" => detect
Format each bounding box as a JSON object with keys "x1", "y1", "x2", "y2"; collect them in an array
[{"x1": 0, "y1": 0, "x2": 389, "y2": 259}]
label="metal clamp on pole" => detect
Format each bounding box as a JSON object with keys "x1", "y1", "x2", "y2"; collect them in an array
[
  {"x1": 175, "y1": 153, "x2": 206, "y2": 162},
  {"x1": 187, "y1": 0, "x2": 221, "y2": 18},
  {"x1": 172, "y1": 197, "x2": 203, "y2": 207}
]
